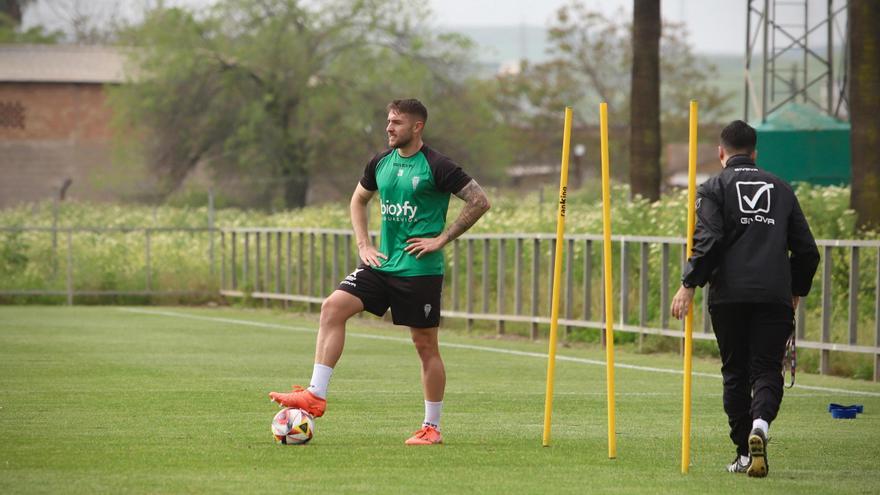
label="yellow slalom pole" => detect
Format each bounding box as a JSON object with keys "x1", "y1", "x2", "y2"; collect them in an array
[
  {"x1": 542, "y1": 106, "x2": 572, "y2": 447},
  {"x1": 599, "y1": 102, "x2": 617, "y2": 459},
  {"x1": 681, "y1": 100, "x2": 698, "y2": 474}
]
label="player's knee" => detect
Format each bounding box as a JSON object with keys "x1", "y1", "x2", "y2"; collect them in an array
[
  {"x1": 411, "y1": 337, "x2": 440, "y2": 359},
  {"x1": 320, "y1": 296, "x2": 349, "y2": 326}
]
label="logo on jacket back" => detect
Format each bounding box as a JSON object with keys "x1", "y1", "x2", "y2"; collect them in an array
[
  {"x1": 736, "y1": 181, "x2": 776, "y2": 225},
  {"x1": 736, "y1": 181, "x2": 774, "y2": 213}
]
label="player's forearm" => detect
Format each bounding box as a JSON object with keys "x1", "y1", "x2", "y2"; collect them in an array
[
  {"x1": 350, "y1": 197, "x2": 372, "y2": 248},
  {"x1": 442, "y1": 180, "x2": 490, "y2": 243}
]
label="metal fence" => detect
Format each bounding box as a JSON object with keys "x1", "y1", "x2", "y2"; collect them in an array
[
  {"x1": 218, "y1": 228, "x2": 880, "y2": 382},
  {"x1": 1, "y1": 225, "x2": 878, "y2": 381},
  {"x1": 0, "y1": 226, "x2": 217, "y2": 303}
]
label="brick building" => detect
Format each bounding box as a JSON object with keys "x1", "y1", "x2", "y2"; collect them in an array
[{"x1": 0, "y1": 44, "x2": 131, "y2": 208}]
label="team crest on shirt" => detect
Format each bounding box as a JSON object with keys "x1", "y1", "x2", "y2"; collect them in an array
[{"x1": 412, "y1": 176, "x2": 420, "y2": 190}]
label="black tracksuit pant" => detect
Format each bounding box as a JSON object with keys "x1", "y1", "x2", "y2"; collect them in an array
[{"x1": 709, "y1": 303, "x2": 793, "y2": 456}]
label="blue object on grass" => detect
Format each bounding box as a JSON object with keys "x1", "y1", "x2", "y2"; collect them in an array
[{"x1": 828, "y1": 403, "x2": 863, "y2": 418}]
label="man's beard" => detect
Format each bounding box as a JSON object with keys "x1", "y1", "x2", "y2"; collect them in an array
[{"x1": 390, "y1": 133, "x2": 412, "y2": 149}]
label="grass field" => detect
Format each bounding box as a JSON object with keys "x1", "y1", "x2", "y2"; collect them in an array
[{"x1": 1, "y1": 306, "x2": 879, "y2": 494}]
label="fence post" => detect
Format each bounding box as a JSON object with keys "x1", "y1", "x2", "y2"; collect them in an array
[
  {"x1": 52, "y1": 197, "x2": 59, "y2": 278},
  {"x1": 466, "y1": 238, "x2": 474, "y2": 332},
  {"x1": 660, "y1": 243, "x2": 669, "y2": 330},
  {"x1": 482, "y1": 238, "x2": 490, "y2": 315},
  {"x1": 255, "y1": 232, "x2": 262, "y2": 294},
  {"x1": 639, "y1": 242, "x2": 648, "y2": 350},
  {"x1": 220, "y1": 231, "x2": 226, "y2": 291},
  {"x1": 332, "y1": 234, "x2": 339, "y2": 289},
  {"x1": 821, "y1": 246, "x2": 832, "y2": 375},
  {"x1": 875, "y1": 246, "x2": 879, "y2": 382},
  {"x1": 497, "y1": 238, "x2": 506, "y2": 335},
  {"x1": 452, "y1": 240, "x2": 459, "y2": 312},
  {"x1": 231, "y1": 231, "x2": 237, "y2": 290},
  {"x1": 515, "y1": 237, "x2": 523, "y2": 317},
  {"x1": 849, "y1": 246, "x2": 859, "y2": 345},
  {"x1": 309, "y1": 233, "x2": 316, "y2": 298},
  {"x1": 276, "y1": 232, "x2": 282, "y2": 295},
  {"x1": 208, "y1": 189, "x2": 215, "y2": 275},
  {"x1": 344, "y1": 233, "x2": 352, "y2": 273},
  {"x1": 320, "y1": 233, "x2": 328, "y2": 299},
  {"x1": 243, "y1": 232, "x2": 249, "y2": 295},
  {"x1": 286, "y1": 232, "x2": 292, "y2": 295},
  {"x1": 264, "y1": 231, "x2": 271, "y2": 300},
  {"x1": 620, "y1": 239, "x2": 629, "y2": 326},
  {"x1": 65, "y1": 230, "x2": 73, "y2": 305},
  {"x1": 584, "y1": 239, "x2": 592, "y2": 321},
  {"x1": 145, "y1": 229, "x2": 152, "y2": 292},
  {"x1": 796, "y1": 297, "x2": 806, "y2": 339},
  {"x1": 565, "y1": 238, "x2": 574, "y2": 338},
  {"x1": 298, "y1": 232, "x2": 304, "y2": 295},
  {"x1": 531, "y1": 238, "x2": 540, "y2": 340}
]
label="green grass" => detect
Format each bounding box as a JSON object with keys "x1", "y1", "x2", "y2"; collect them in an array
[{"x1": 1, "y1": 306, "x2": 879, "y2": 494}]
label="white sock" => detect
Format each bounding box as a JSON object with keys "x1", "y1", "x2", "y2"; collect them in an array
[
  {"x1": 307, "y1": 363, "x2": 333, "y2": 399},
  {"x1": 739, "y1": 455, "x2": 750, "y2": 464},
  {"x1": 423, "y1": 400, "x2": 443, "y2": 429},
  {"x1": 752, "y1": 418, "x2": 769, "y2": 435}
]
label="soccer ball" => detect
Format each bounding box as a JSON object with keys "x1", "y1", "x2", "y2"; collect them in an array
[{"x1": 271, "y1": 407, "x2": 314, "y2": 445}]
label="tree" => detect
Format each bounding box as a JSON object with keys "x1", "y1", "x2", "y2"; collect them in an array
[
  {"x1": 630, "y1": 0, "x2": 661, "y2": 201},
  {"x1": 0, "y1": 0, "x2": 29, "y2": 24},
  {"x1": 494, "y1": 1, "x2": 731, "y2": 187},
  {"x1": 112, "y1": 0, "x2": 508, "y2": 208},
  {"x1": 849, "y1": 0, "x2": 880, "y2": 229},
  {"x1": 0, "y1": 0, "x2": 59, "y2": 43}
]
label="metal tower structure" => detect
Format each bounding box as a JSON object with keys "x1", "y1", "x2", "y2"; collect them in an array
[{"x1": 744, "y1": 0, "x2": 850, "y2": 122}]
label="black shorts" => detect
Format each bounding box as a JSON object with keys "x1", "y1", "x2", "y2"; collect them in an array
[{"x1": 337, "y1": 264, "x2": 443, "y2": 328}]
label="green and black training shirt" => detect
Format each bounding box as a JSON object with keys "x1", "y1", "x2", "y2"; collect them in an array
[{"x1": 360, "y1": 144, "x2": 471, "y2": 276}]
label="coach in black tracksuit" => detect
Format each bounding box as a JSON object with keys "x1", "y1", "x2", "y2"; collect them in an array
[{"x1": 671, "y1": 120, "x2": 820, "y2": 477}]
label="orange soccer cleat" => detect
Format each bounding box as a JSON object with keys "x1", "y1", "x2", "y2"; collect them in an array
[
  {"x1": 268, "y1": 386, "x2": 326, "y2": 418},
  {"x1": 404, "y1": 424, "x2": 443, "y2": 445}
]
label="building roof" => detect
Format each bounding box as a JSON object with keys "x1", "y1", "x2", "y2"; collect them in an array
[
  {"x1": 0, "y1": 44, "x2": 128, "y2": 84},
  {"x1": 752, "y1": 102, "x2": 850, "y2": 131}
]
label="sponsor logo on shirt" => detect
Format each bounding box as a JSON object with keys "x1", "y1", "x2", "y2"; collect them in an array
[{"x1": 381, "y1": 200, "x2": 418, "y2": 221}]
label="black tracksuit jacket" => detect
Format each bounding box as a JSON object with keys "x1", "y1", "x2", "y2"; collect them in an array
[{"x1": 681, "y1": 155, "x2": 820, "y2": 307}]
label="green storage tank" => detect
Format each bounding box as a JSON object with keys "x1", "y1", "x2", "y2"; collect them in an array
[{"x1": 751, "y1": 102, "x2": 851, "y2": 185}]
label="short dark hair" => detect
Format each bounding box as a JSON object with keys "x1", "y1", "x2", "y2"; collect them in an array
[
  {"x1": 720, "y1": 120, "x2": 757, "y2": 154},
  {"x1": 387, "y1": 98, "x2": 428, "y2": 123}
]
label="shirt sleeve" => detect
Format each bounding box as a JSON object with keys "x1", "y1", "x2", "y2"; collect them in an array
[
  {"x1": 681, "y1": 182, "x2": 725, "y2": 288},
  {"x1": 787, "y1": 195, "x2": 820, "y2": 296},
  {"x1": 359, "y1": 152, "x2": 383, "y2": 191},
  {"x1": 431, "y1": 156, "x2": 472, "y2": 194}
]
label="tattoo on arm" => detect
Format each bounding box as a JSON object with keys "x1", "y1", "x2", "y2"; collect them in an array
[{"x1": 443, "y1": 180, "x2": 491, "y2": 242}]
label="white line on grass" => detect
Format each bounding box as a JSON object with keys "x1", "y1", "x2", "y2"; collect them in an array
[{"x1": 117, "y1": 307, "x2": 880, "y2": 398}]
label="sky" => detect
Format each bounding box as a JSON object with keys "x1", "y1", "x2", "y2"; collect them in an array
[
  {"x1": 429, "y1": 0, "x2": 746, "y2": 54},
  {"x1": 21, "y1": 0, "x2": 839, "y2": 56}
]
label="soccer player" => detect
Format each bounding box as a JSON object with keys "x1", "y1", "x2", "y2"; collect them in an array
[
  {"x1": 269, "y1": 98, "x2": 490, "y2": 445},
  {"x1": 671, "y1": 120, "x2": 819, "y2": 477}
]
